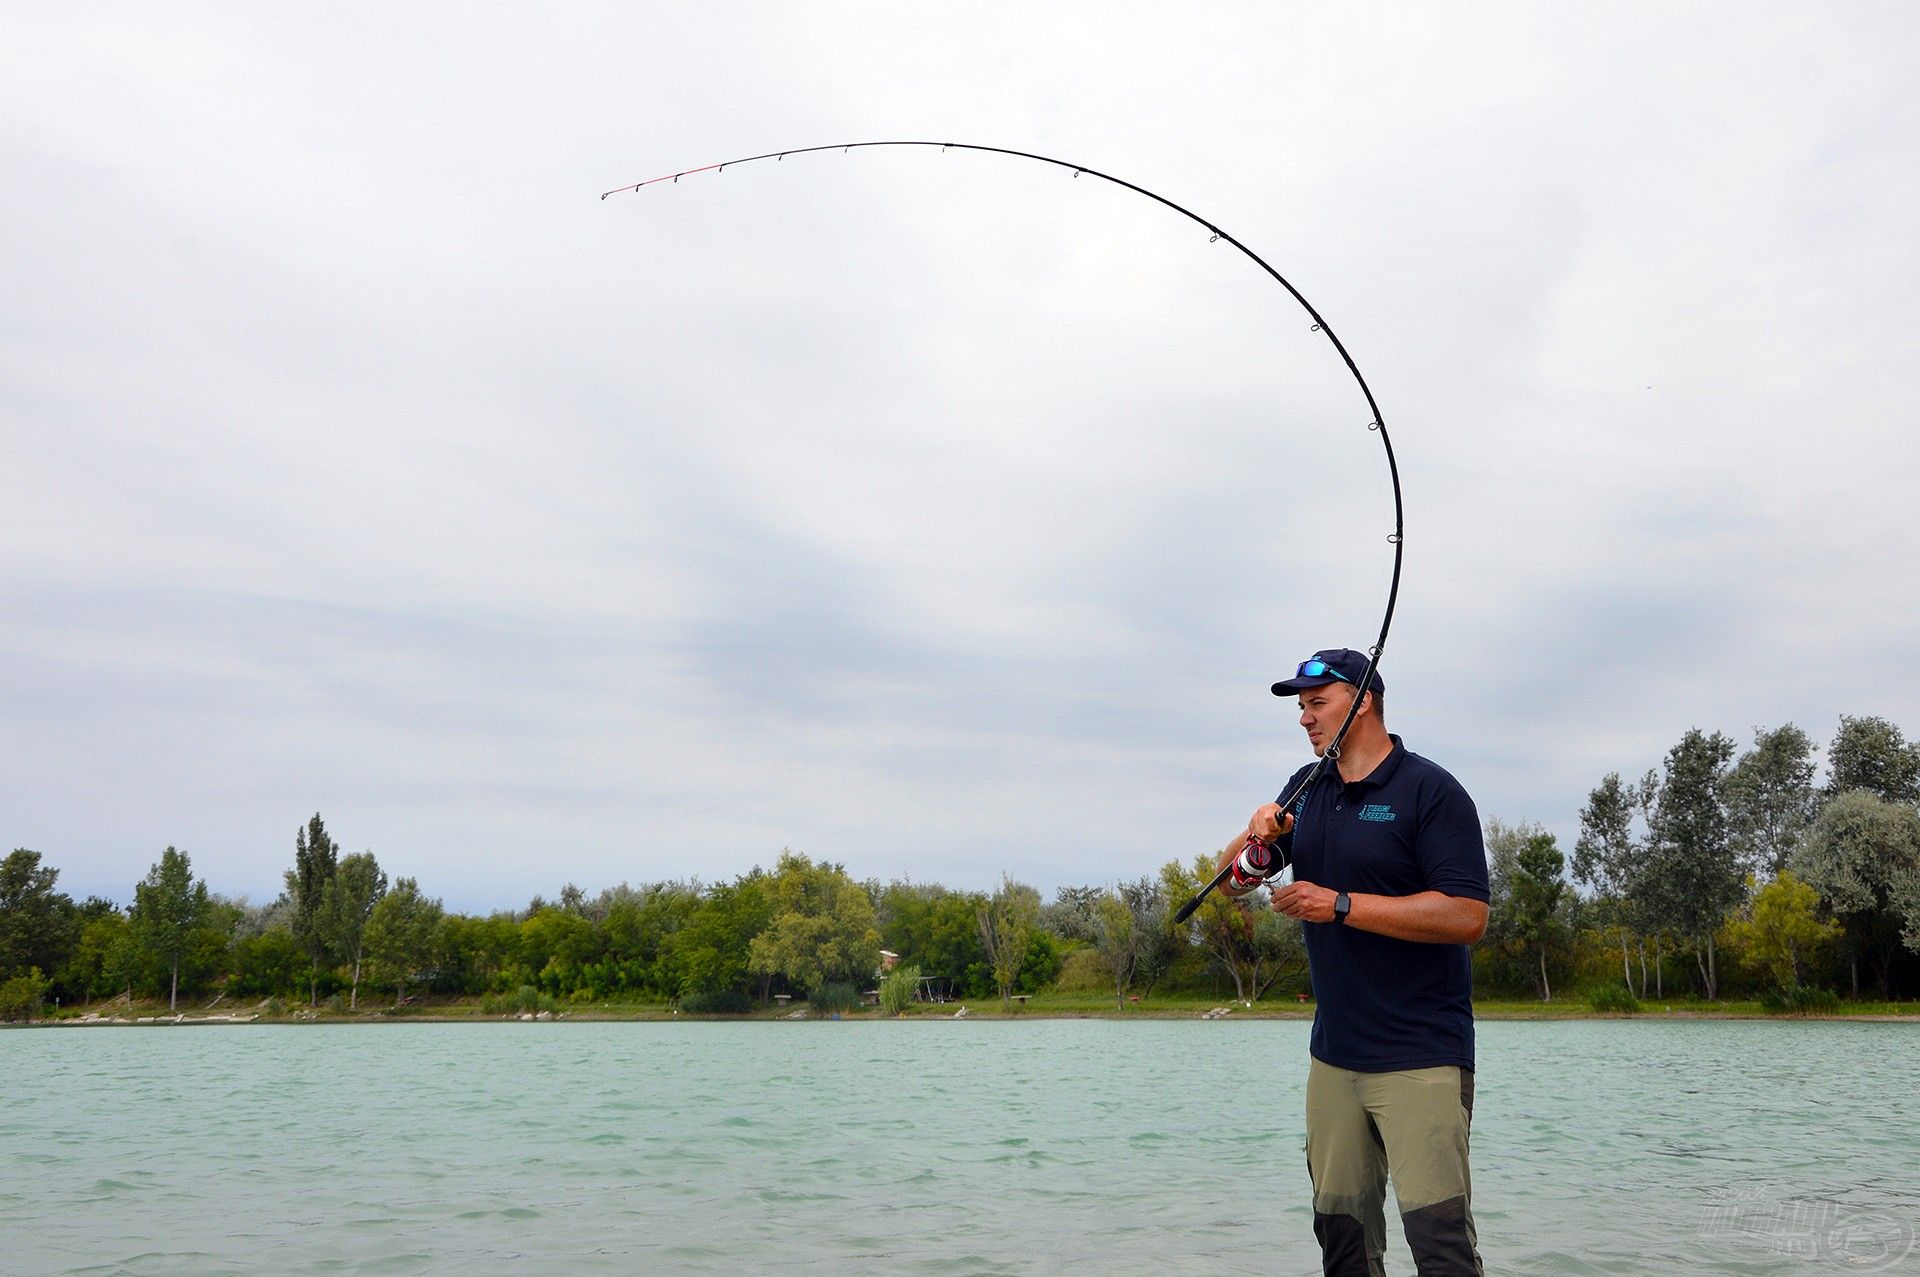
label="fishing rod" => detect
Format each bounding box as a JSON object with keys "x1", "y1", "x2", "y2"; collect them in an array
[{"x1": 603, "y1": 140, "x2": 1404, "y2": 925}]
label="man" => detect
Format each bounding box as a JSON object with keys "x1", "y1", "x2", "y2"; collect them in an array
[{"x1": 1215, "y1": 648, "x2": 1489, "y2": 1277}]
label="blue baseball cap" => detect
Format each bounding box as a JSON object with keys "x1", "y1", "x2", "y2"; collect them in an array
[{"x1": 1271, "y1": 648, "x2": 1384, "y2": 697}]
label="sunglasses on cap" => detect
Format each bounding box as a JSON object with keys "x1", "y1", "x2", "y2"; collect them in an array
[{"x1": 1294, "y1": 658, "x2": 1354, "y2": 685}]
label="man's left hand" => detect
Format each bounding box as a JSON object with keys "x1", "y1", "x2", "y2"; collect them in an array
[{"x1": 1270, "y1": 880, "x2": 1339, "y2": 924}]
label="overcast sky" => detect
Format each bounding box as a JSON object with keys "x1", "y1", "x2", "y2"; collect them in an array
[{"x1": 4, "y1": 4, "x2": 1916, "y2": 912}]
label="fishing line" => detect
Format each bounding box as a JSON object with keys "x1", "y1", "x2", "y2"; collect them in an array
[{"x1": 602, "y1": 141, "x2": 1404, "y2": 923}]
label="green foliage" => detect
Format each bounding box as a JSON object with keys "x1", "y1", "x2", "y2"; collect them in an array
[
  {"x1": 807, "y1": 982, "x2": 858, "y2": 1014},
  {"x1": 1510, "y1": 829, "x2": 1572, "y2": 1000},
  {"x1": 1041, "y1": 886, "x2": 1104, "y2": 946},
  {"x1": 748, "y1": 852, "x2": 880, "y2": 994},
  {"x1": 1, "y1": 849, "x2": 78, "y2": 984},
  {"x1": 57, "y1": 908, "x2": 137, "y2": 1002},
  {"x1": 593, "y1": 882, "x2": 700, "y2": 998},
  {"x1": 1162, "y1": 854, "x2": 1303, "y2": 1001},
  {"x1": 679, "y1": 989, "x2": 752, "y2": 1014},
  {"x1": 1484, "y1": 821, "x2": 1577, "y2": 998},
  {"x1": 1725, "y1": 725, "x2": 1817, "y2": 878},
  {"x1": 0, "y1": 967, "x2": 50, "y2": 1021},
  {"x1": 977, "y1": 876, "x2": 1040, "y2": 1006},
  {"x1": 879, "y1": 963, "x2": 921, "y2": 1015},
  {"x1": 1017, "y1": 930, "x2": 1063, "y2": 994},
  {"x1": 1640, "y1": 730, "x2": 1743, "y2": 999},
  {"x1": 321, "y1": 851, "x2": 387, "y2": 1010},
  {"x1": 227, "y1": 925, "x2": 307, "y2": 998},
  {"x1": 1573, "y1": 774, "x2": 1641, "y2": 905},
  {"x1": 877, "y1": 882, "x2": 992, "y2": 997},
  {"x1": 1092, "y1": 892, "x2": 1138, "y2": 1008},
  {"x1": 1588, "y1": 984, "x2": 1640, "y2": 1014},
  {"x1": 1760, "y1": 985, "x2": 1840, "y2": 1015},
  {"x1": 364, "y1": 877, "x2": 444, "y2": 1004},
  {"x1": 132, "y1": 846, "x2": 210, "y2": 1011},
  {"x1": 433, "y1": 913, "x2": 520, "y2": 995},
  {"x1": 1794, "y1": 789, "x2": 1920, "y2": 998},
  {"x1": 1118, "y1": 877, "x2": 1179, "y2": 997},
  {"x1": 518, "y1": 906, "x2": 597, "y2": 995},
  {"x1": 1826, "y1": 715, "x2": 1920, "y2": 805},
  {"x1": 1052, "y1": 945, "x2": 1108, "y2": 992},
  {"x1": 673, "y1": 873, "x2": 773, "y2": 997},
  {"x1": 481, "y1": 985, "x2": 557, "y2": 1015},
  {"x1": 285, "y1": 813, "x2": 340, "y2": 1005},
  {"x1": 1727, "y1": 871, "x2": 1842, "y2": 993}
]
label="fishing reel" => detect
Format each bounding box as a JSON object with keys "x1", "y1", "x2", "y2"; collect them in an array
[{"x1": 1222, "y1": 839, "x2": 1287, "y2": 897}]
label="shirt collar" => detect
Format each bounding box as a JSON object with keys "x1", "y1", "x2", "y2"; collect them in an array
[{"x1": 1342, "y1": 734, "x2": 1406, "y2": 793}]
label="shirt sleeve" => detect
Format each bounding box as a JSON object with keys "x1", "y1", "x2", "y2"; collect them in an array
[
  {"x1": 1270, "y1": 762, "x2": 1319, "y2": 861},
  {"x1": 1414, "y1": 773, "x2": 1490, "y2": 901}
]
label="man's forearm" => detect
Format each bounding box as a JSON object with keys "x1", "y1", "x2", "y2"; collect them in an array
[{"x1": 1346, "y1": 890, "x2": 1488, "y2": 944}]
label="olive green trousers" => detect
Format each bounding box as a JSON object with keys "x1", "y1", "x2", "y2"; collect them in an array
[{"x1": 1305, "y1": 1058, "x2": 1484, "y2": 1277}]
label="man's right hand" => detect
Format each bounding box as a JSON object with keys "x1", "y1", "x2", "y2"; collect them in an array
[{"x1": 1247, "y1": 802, "x2": 1294, "y2": 845}]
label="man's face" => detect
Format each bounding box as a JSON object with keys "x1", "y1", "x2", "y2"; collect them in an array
[{"x1": 1297, "y1": 682, "x2": 1359, "y2": 757}]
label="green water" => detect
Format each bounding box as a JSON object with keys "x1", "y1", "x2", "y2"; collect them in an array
[{"x1": 3, "y1": 1020, "x2": 1914, "y2": 1274}]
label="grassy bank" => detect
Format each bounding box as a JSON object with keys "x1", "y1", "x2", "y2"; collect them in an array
[{"x1": 20, "y1": 989, "x2": 1920, "y2": 1025}]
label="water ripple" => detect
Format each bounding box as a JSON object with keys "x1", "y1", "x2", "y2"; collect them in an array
[{"x1": 2, "y1": 1020, "x2": 1915, "y2": 1274}]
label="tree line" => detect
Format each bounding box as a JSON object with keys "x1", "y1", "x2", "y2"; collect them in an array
[
  {"x1": 0, "y1": 824, "x2": 1306, "y2": 1019},
  {"x1": 1477, "y1": 715, "x2": 1920, "y2": 1004},
  {"x1": 5, "y1": 715, "x2": 1918, "y2": 1020}
]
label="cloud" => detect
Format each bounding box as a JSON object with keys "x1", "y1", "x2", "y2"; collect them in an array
[{"x1": 3, "y1": 5, "x2": 1916, "y2": 909}]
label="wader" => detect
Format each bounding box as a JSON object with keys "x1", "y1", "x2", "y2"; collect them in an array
[{"x1": 1305, "y1": 1058, "x2": 1484, "y2": 1277}]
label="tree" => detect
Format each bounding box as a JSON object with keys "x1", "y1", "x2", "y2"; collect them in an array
[
  {"x1": 227, "y1": 927, "x2": 306, "y2": 998},
  {"x1": 1163, "y1": 855, "x2": 1302, "y2": 1002},
  {"x1": 1116, "y1": 876, "x2": 1179, "y2": 998},
  {"x1": 591, "y1": 883, "x2": 700, "y2": 998},
  {"x1": 1893, "y1": 863, "x2": 1920, "y2": 959},
  {"x1": 517, "y1": 906, "x2": 597, "y2": 994},
  {"x1": 1725, "y1": 725, "x2": 1818, "y2": 878},
  {"x1": 132, "y1": 846, "x2": 210, "y2": 1011},
  {"x1": 320, "y1": 852, "x2": 387, "y2": 1010},
  {"x1": 1573, "y1": 774, "x2": 1644, "y2": 991},
  {"x1": 364, "y1": 877, "x2": 444, "y2": 1005},
  {"x1": 747, "y1": 851, "x2": 880, "y2": 995},
  {"x1": 0, "y1": 849, "x2": 78, "y2": 983},
  {"x1": 1826, "y1": 716, "x2": 1920, "y2": 805},
  {"x1": 1016, "y1": 930, "x2": 1065, "y2": 994},
  {"x1": 976, "y1": 876, "x2": 1040, "y2": 1008},
  {"x1": 1092, "y1": 891, "x2": 1141, "y2": 1010},
  {"x1": 284, "y1": 814, "x2": 340, "y2": 1006},
  {"x1": 672, "y1": 873, "x2": 773, "y2": 999},
  {"x1": 58, "y1": 907, "x2": 135, "y2": 1003},
  {"x1": 1640, "y1": 730, "x2": 1742, "y2": 999},
  {"x1": 434, "y1": 913, "x2": 522, "y2": 996},
  {"x1": 1507, "y1": 830, "x2": 1571, "y2": 1001},
  {"x1": 1728, "y1": 871, "x2": 1841, "y2": 994},
  {"x1": 878, "y1": 884, "x2": 992, "y2": 997},
  {"x1": 1041, "y1": 886, "x2": 1105, "y2": 945},
  {"x1": 0, "y1": 968, "x2": 50, "y2": 1022},
  {"x1": 1793, "y1": 790, "x2": 1920, "y2": 998}
]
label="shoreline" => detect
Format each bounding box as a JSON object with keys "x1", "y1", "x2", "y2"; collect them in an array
[{"x1": 11, "y1": 1005, "x2": 1917, "y2": 1028}]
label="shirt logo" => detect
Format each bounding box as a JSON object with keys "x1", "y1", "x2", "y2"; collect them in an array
[{"x1": 1357, "y1": 803, "x2": 1397, "y2": 822}]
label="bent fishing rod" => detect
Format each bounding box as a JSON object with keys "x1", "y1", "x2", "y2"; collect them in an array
[{"x1": 603, "y1": 141, "x2": 1405, "y2": 925}]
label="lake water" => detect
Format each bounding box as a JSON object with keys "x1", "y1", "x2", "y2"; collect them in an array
[{"x1": 3, "y1": 1019, "x2": 1915, "y2": 1275}]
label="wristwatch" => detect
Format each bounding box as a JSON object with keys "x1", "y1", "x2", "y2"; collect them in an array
[{"x1": 1332, "y1": 892, "x2": 1351, "y2": 925}]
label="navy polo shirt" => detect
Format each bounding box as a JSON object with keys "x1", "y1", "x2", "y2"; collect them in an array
[{"x1": 1274, "y1": 735, "x2": 1488, "y2": 1073}]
